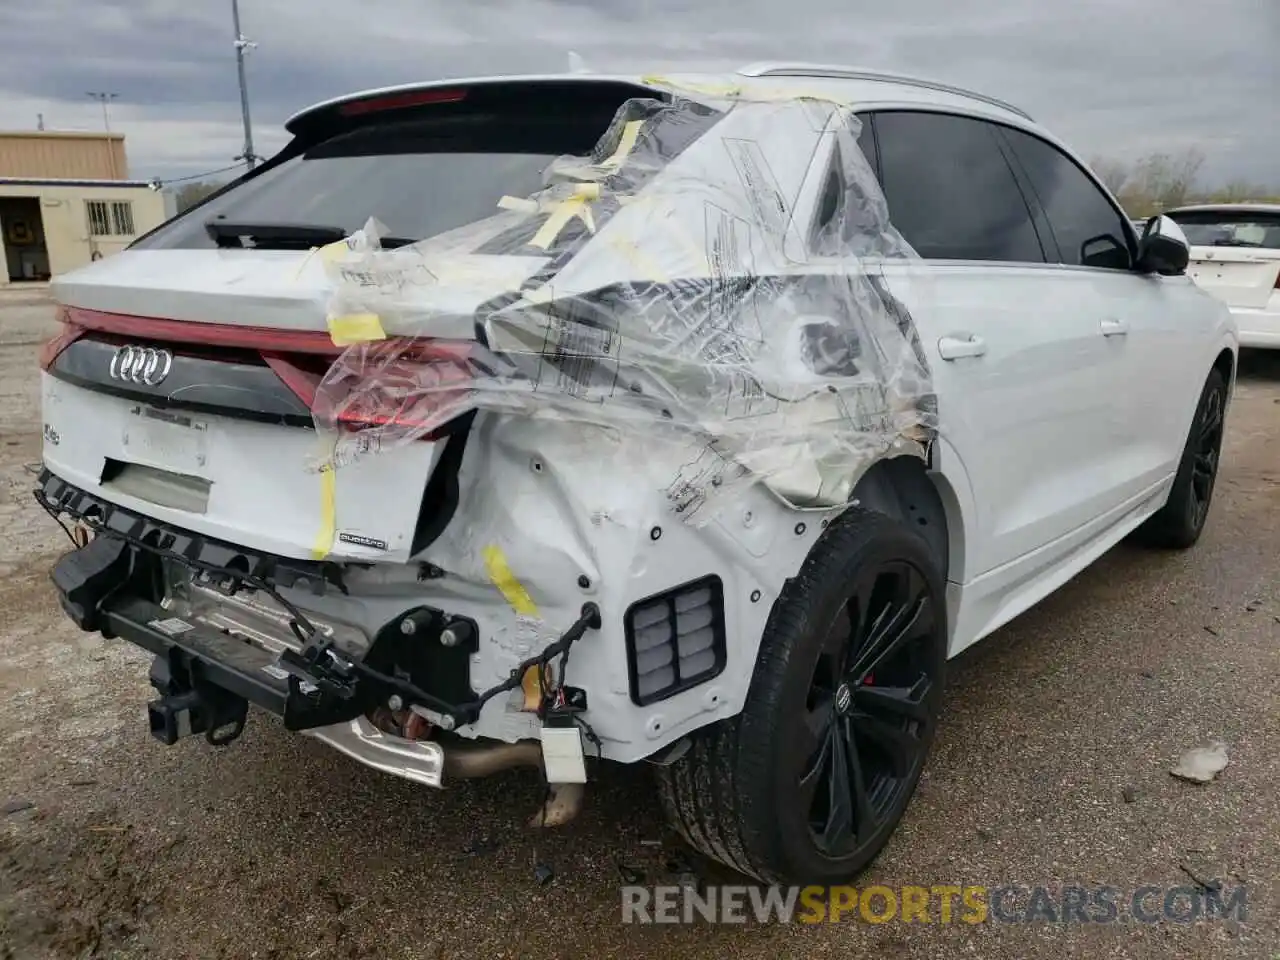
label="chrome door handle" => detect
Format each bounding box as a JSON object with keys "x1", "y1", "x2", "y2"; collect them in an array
[
  {"x1": 1100, "y1": 317, "x2": 1129, "y2": 336},
  {"x1": 937, "y1": 334, "x2": 987, "y2": 360}
]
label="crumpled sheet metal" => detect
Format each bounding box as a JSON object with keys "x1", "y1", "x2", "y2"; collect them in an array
[{"x1": 313, "y1": 88, "x2": 938, "y2": 523}]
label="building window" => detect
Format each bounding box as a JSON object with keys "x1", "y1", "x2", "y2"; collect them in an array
[
  {"x1": 111, "y1": 201, "x2": 135, "y2": 236},
  {"x1": 86, "y1": 200, "x2": 136, "y2": 237}
]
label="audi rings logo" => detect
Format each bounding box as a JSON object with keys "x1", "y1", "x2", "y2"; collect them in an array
[{"x1": 109, "y1": 345, "x2": 173, "y2": 386}]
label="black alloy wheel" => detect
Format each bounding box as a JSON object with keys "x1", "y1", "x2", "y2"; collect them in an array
[
  {"x1": 1131, "y1": 366, "x2": 1228, "y2": 549},
  {"x1": 800, "y1": 559, "x2": 938, "y2": 859},
  {"x1": 1188, "y1": 380, "x2": 1225, "y2": 529},
  {"x1": 655, "y1": 508, "x2": 948, "y2": 884}
]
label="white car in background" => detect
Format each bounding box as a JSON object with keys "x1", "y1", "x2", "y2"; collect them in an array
[
  {"x1": 1165, "y1": 203, "x2": 1280, "y2": 348},
  {"x1": 35, "y1": 64, "x2": 1238, "y2": 886}
]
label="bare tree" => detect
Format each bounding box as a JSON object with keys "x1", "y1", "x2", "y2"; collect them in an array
[
  {"x1": 175, "y1": 180, "x2": 223, "y2": 213},
  {"x1": 1089, "y1": 149, "x2": 1280, "y2": 215},
  {"x1": 1208, "y1": 180, "x2": 1264, "y2": 204},
  {"x1": 1130, "y1": 148, "x2": 1205, "y2": 212},
  {"x1": 1089, "y1": 156, "x2": 1131, "y2": 195}
]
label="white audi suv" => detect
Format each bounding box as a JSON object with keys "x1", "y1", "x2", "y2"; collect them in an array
[{"x1": 35, "y1": 63, "x2": 1236, "y2": 884}]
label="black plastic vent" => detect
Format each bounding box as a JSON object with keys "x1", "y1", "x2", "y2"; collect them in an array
[{"x1": 624, "y1": 575, "x2": 726, "y2": 706}]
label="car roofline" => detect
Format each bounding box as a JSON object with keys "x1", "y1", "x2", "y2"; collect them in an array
[
  {"x1": 735, "y1": 62, "x2": 1033, "y2": 121},
  {"x1": 285, "y1": 65, "x2": 1037, "y2": 134}
]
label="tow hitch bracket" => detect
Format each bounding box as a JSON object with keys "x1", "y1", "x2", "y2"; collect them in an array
[{"x1": 148, "y1": 655, "x2": 250, "y2": 746}]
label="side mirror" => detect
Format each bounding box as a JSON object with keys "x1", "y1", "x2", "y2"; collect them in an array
[{"x1": 1136, "y1": 215, "x2": 1190, "y2": 276}]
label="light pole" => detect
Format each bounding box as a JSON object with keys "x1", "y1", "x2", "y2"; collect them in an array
[
  {"x1": 86, "y1": 91, "x2": 118, "y2": 131},
  {"x1": 230, "y1": 0, "x2": 260, "y2": 169}
]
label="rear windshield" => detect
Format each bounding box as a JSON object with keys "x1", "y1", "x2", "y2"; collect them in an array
[
  {"x1": 135, "y1": 101, "x2": 637, "y2": 250},
  {"x1": 1167, "y1": 210, "x2": 1280, "y2": 249}
]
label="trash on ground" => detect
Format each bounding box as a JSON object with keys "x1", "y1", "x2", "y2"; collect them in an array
[{"x1": 1170, "y1": 741, "x2": 1229, "y2": 783}]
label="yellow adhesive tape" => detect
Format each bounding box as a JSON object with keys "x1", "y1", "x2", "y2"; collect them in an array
[
  {"x1": 603, "y1": 232, "x2": 672, "y2": 284},
  {"x1": 641, "y1": 75, "x2": 852, "y2": 106},
  {"x1": 599, "y1": 119, "x2": 644, "y2": 170},
  {"x1": 641, "y1": 75, "x2": 742, "y2": 99},
  {"x1": 319, "y1": 238, "x2": 351, "y2": 263},
  {"x1": 310, "y1": 438, "x2": 338, "y2": 561},
  {"x1": 482, "y1": 545, "x2": 540, "y2": 617},
  {"x1": 327, "y1": 312, "x2": 387, "y2": 346},
  {"x1": 529, "y1": 185, "x2": 599, "y2": 251}
]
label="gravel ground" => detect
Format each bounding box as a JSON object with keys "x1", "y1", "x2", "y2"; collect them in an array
[{"x1": 1, "y1": 286, "x2": 1277, "y2": 959}]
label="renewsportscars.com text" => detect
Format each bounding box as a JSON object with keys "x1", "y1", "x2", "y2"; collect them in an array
[{"x1": 621, "y1": 883, "x2": 1249, "y2": 925}]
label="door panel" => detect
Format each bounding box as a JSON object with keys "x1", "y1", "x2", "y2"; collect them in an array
[
  {"x1": 998, "y1": 125, "x2": 1203, "y2": 482},
  {"x1": 866, "y1": 109, "x2": 1141, "y2": 580},
  {"x1": 876, "y1": 262, "x2": 1134, "y2": 577}
]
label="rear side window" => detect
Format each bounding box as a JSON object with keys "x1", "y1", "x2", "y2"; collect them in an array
[
  {"x1": 999, "y1": 127, "x2": 1133, "y2": 269},
  {"x1": 871, "y1": 111, "x2": 1044, "y2": 263},
  {"x1": 135, "y1": 87, "x2": 680, "y2": 251},
  {"x1": 1165, "y1": 210, "x2": 1280, "y2": 249}
]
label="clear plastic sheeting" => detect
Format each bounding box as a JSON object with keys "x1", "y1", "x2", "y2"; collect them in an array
[{"x1": 312, "y1": 88, "x2": 937, "y2": 522}]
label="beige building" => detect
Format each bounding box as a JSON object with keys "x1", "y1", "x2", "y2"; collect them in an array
[{"x1": 0, "y1": 130, "x2": 169, "y2": 284}]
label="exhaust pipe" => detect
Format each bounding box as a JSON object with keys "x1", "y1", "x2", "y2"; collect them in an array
[
  {"x1": 306, "y1": 715, "x2": 588, "y2": 826},
  {"x1": 442, "y1": 740, "x2": 544, "y2": 778},
  {"x1": 443, "y1": 739, "x2": 585, "y2": 827}
]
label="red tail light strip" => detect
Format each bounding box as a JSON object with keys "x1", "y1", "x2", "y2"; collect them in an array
[
  {"x1": 338, "y1": 87, "x2": 468, "y2": 117},
  {"x1": 63, "y1": 306, "x2": 343, "y2": 355},
  {"x1": 45, "y1": 306, "x2": 476, "y2": 441}
]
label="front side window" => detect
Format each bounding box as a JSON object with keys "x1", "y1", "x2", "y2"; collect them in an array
[
  {"x1": 870, "y1": 110, "x2": 1044, "y2": 263},
  {"x1": 1000, "y1": 128, "x2": 1133, "y2": 269}
]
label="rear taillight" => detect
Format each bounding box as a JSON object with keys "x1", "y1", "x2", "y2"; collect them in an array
[
  {"x1": 51, "y1": 306, "x2": 474, "y2": 441},
  {"x1": 38, "y1": 307, "x2": 85, "y2": 371},
  {"x1": 315, "y1": 346, "x2": 476, "y2": 439}
]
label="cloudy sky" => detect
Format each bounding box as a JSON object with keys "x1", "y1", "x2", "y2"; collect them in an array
[{"x1": 1, "y1": 0, "x2": 1275, "y2": 188}]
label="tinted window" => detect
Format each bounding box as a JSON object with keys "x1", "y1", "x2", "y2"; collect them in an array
[
  {"x1": 162, "y1": 152, "x2": 564, "y2": 249},
  {"x1": 872, "y1": 111, "x2": 1044, "y2": 263},
  {"x1": 1166, "y1": 210, "x2": 1280, "y2": 249},
  {"x1": 137, "y1": 122, "x2": 586, "y2": 249},
  {"x1": 854, "y1": 111, "x2": 877, "y2": 173},
  {"x1": 136, "y1": 93, "x2": 721, "y2": 251},
  {"x1": 1001, "y1": 127, "x2": 1133, "y2": 269}
]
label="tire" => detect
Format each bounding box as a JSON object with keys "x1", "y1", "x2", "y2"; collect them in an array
[
  {"x1": 1130, "y1": 367, "x2": 1227, "y2": 550},
  {"x1": 655, "y1": 508, "x2": 948, "y2": 884}
]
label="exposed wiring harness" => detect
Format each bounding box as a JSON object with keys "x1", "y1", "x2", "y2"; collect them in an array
[{"x1": 36, "y1": 487, "x2": 603, "y2": 731}]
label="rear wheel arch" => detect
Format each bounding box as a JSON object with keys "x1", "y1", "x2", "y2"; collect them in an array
[{"x1": 849, "y1": 454, "x2": 965, "y2": 584}]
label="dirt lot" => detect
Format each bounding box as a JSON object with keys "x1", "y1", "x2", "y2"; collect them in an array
[{"x1": 1, "y1": 286, "x2": 1277, "y2": 959}]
